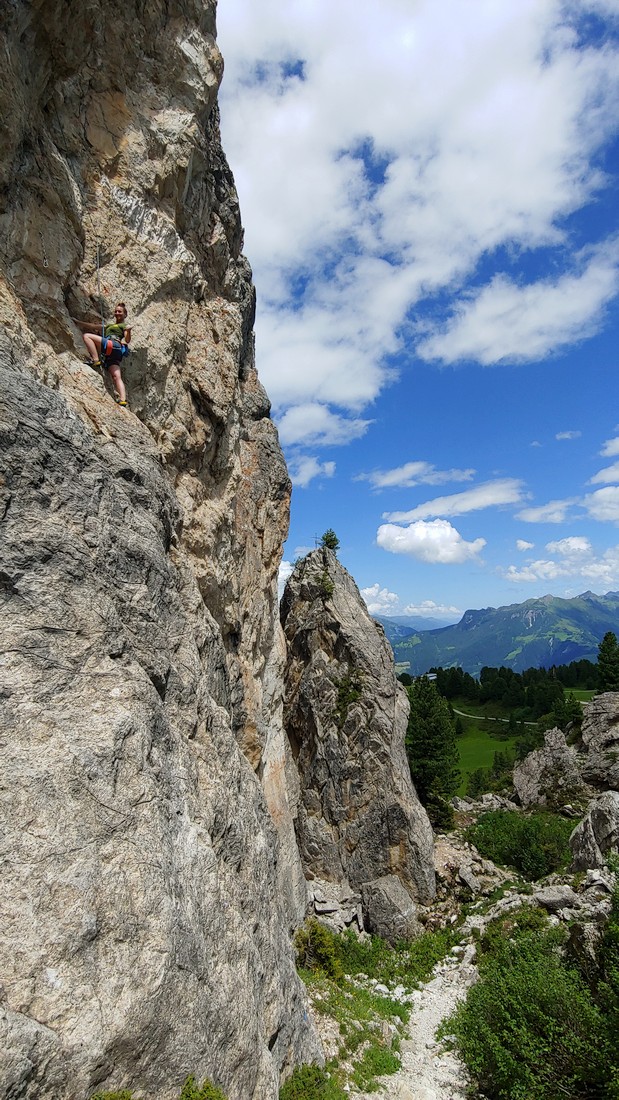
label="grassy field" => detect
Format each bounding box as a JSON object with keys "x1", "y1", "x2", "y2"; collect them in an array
[
  {"x1": 569, "y1": 689, "x2": 596, "y2": 702},
  {"x1": 450, "y1": 699, "x2": 524, "y2": 795},
  {"x1": 455, "y1": 723, "x2": 519, "y2": 795}
]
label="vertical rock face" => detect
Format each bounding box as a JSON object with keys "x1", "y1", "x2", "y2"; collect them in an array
[
  {"x1": 513, "y1": 728, "x2": 583, "y2": 808},
  {"x1": 578, "y1": 692, "x2": 619, "y2": 790},
  {"x1": 514, "y1": 694, "x2": 619, "y2": 811},
  {"x1": 0, "y1": 3, "x2": 316, "y2": 1098},
  {"x1": 281, "y1": 549, "x2": 436, "y2": 938}
]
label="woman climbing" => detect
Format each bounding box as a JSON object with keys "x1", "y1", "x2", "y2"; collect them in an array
[{"x1": 76, "y1": 302, "x2": 131, "y2": 407}]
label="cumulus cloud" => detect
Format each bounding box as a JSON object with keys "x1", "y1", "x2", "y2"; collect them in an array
[
  {"x1": 356, "y1": 461, "x2": 475, "y2": 490},
  {"x1": 583, "y1": 486, "x2": 619, "y2": 522},
  {"x1": 218, "y1": 1, "x2": 619, "y2": 429},
  {"x1": 277, "y1": 403, "x2": 371, "y2": 447},
  {"x1": 601, "y1": 436, "x2": 619, "y2": 457},
  {"x1": 417, "y1": 242, "x2": 619, "y2": 366},
  {"x1": 505, "y1": 560, "x2": 564, "y2": 583},
  {"x1": 517, "y1": 539, "x2": 535, "y2": 551},
  {"x1": 384, "y1": 478, "x2": 524, "y2": 522},
  {"x1": 505, "y1": 536, "x2": 619, "y2": 588},
  {"x1": 556, "y1": 430, "x2": 582, "y2": 441},
  {"x1": 516, "y1": 498, "x2": 576, "y2": 522},
  {"x1": 402, "y1": 600, "x2": 462, "y2": 619},
  {"x1": 377, "y1": 518, "x2": 486, "y2": 564},
  {"x1": 288, "y1": 455, "x2": 336, "y2": 488},
  {"x1": 590, "y1": 461, "x2": 619, "y2": 484},
  {"x1": 361, "y1": 583, "x2": 400, "y2": 615},
  {"x1": 278, "y1": 559, "x2": 294, "y2": 598},
  {"x1": 546, "y1": 536, "x2": 592, "y2": 555}
]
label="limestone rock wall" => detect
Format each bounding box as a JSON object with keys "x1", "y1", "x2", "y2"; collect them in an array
[
  {"x1": 281, "y1": 549, "x2": 436, "y2": 939},
  {"x1": 514, "y1": 693, "x2": 619, "y2": 811},
  {"x1": 513, "y1": 695, "x2": 619, "y2": 871},
  {"x1": 0, "y1": 3, "x2": 315, "y2": 1098}
]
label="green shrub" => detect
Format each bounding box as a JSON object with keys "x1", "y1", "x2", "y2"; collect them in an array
[
  {"x1": 179, "y1": 1076, "x2": 227, "y2": 1100},
  {"x1": 334, "y1": 926, "x2": 457, "y2": 989},
  {"x1": 333, "y1": 671, "x2": 363, "y2": 729},
  {"x1": 279, "y1": 1064, "x2": 346, "y2": 1099},
  {"x1": 443, "y1": 923, "x2": 608, "y2": 1099},
  {"x1": 595, "y1": 868, "x2": 619, "y2": 1094},
  {"x1": 351, "y1": 1042, "x2": 400, "y2": 1091},
  {"x1": 295, "y1": 920, "x2": 343, "y2": 979},
  {"x1": 466, "y1": 810, "x2": 573, "y2": 880},
  {"x1": 319, "y1": 570, "x2": 334, "y2": 598}
]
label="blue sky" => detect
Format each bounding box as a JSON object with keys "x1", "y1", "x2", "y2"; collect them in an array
[{"x1": 217, "y1": 0, "x2": 619, "y2": 623}]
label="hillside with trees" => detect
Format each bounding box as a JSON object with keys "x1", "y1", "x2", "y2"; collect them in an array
[{"x1": 390, "y1": 590, "x2": 619, "y2": 675}]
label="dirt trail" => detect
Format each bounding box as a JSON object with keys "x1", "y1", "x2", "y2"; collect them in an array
[{"x1": 355, "y1": 941, "x2": 476, "y2": 1100}]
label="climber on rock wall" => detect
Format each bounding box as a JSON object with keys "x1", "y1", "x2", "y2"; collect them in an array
[{"x1": 74, "y1": 302, "x2": 131, "y2": 407}]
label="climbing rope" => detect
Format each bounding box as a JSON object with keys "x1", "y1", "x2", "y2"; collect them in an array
[{"x1": 95, "y1": 242, "x2": 105, "y2": 340}]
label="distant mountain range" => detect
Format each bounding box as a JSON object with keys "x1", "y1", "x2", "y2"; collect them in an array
[
  {"x1": 376, "y1": 613, "x2": 452, "y2": 638},
  {"x1": 378, "y1": 591, "x2": 619, "y2": 676}
]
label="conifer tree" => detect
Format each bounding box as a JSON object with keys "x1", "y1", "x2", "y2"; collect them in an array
[
  {"x1": 406, "y1": 676, "x2": 460, "y2": 828},
  {"x1": 598, "y1": 631, "x2": 619, "y2": 692},
  {"x1": 320, "y1": 529, "x2": 340, "y2": 553}
]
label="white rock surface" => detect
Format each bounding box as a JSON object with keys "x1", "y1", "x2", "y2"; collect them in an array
[{"x1": 0, "y1": 2, "x2": 318, "y2": 1097}]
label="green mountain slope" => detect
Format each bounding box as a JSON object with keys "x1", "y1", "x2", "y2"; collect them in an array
[{"x1": 391, "y1": 590, "x2": 619, "y2": 675}]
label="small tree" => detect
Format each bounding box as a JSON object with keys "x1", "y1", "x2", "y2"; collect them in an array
[
  {"x1": 598, "y1": 631, "x2": 619, "y2": 692},
  {"x1": 406, "y1": 676, "x2": 460, "y2": 828},
  {"x1": 320, "y1": 529, "x2": 340, "y2": 553}
]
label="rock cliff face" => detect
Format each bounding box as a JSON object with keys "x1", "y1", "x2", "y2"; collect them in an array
[
  {"x1": 0, "y1": 3, "x2": 316, "y2": 1097},
  {"x1": 514, "y1": 694, "x2": 619, "y2": 810},
  {"x1": 281, "y1": 549, "x2": 436, "y2": 942},
  {"x1": 513, "y1": 694, "x2": 619, "y2": 870}
]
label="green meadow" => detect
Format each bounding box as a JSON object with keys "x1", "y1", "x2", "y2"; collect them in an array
[{"x1": 455, "y1": 723, "x2": 519, "y2": 794}]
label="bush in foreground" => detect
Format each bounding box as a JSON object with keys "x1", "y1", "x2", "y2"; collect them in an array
[
  {"x1": 279, "y1": 1065, "x2": 346, "y2": 1100},
  {"x1": 466, "y1": 810, "x2": 573, "y2": 880},
  {"x1": 443, "y1": 919, "x2": 608, "y2": 1099}
]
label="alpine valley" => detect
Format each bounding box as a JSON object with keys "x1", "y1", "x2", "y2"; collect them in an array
[{"x1": 381, "y1": 590, "x2": 619, "y2": 676}]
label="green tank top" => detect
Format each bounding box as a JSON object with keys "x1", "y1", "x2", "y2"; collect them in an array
[{"x1": 104, "y1": 321, "x2": 126, "y2": 340}]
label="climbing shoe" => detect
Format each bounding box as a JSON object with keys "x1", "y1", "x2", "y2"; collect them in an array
[
  {"x1": 84, "y1": 357, "x2": 102, "y2": 368},
  {"x1": 117, "y1": 400, "x2": 128, "y2": 408}
]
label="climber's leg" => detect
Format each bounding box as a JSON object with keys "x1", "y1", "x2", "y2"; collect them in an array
[
  {"x1": 82, "y1": 332, "x2": 104, "y2": 364},
  {"x1": 108, "y1": 362, "x2": 127, "y2": 404}
]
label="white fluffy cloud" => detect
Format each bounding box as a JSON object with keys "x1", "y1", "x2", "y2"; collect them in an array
[
  {"x1": 505, "y1": 535, "x2": 619, "y2": 587},
  {"x1": 583, "y1": 486, "x2": 619, "y2": 522},
  {"x1": 288, "y1": 455, "x2": 336, "y2": 488},
  {"x1": 556, "y1": 430, "x2": 582, "y2": 441},
  {"x1": 219, "y1": 1, "x2": 619, "y2": 430},
  {"x1": 417, "y1": 244, "x2": 619, "y2": 365},
  {"x1": 278, "y1": 559, "x2": 294, "y2": 598},
  {"x1": 516, "y1": 498, "x2": 576, "y2": 522},
  {"x1": 590, "y1": 461, "x2": 619, "y2": 484},
  {"x1": 546, "y1": 536, "x2": 592, "y2": 555},
  {"x1": 402, "y1": 600, "x2": 462, "y2": 619},
  {"x1": 356, "y1": 461, "x2": 475, "y2": 490},
  {"x1": 361, "y1": 583, "x2": 400, "y2": 615},
  {"x1": 601, "y1": 436, "x2": 619, "y2": 457},
  {"x1": 384, "y1": 479, "x2": 524, "y2": 522},
  {"x1": 377, "y1": 519, "x2": 486, "y2": 564},
  {"x1": 517, "y1": 539, "x2": 535, "y2": 551},
  {"x1": 277, "y1": 404, "x2": 371, "y2": 447}
]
